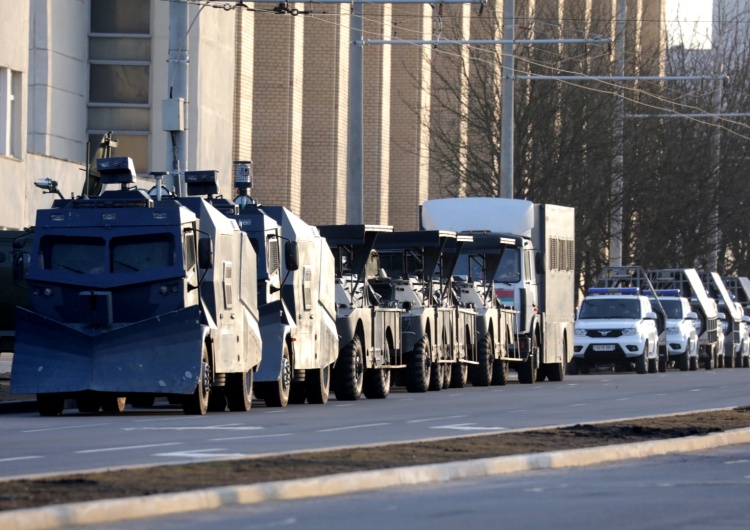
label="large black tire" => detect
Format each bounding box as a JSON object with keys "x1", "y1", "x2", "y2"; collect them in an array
[
  {"x1": 428, "y1": 359, "x2": 444, "y2": 391},
  {"x1": 704, "y1": 346, "x2": 714, "y2": 370},
  {"x1": 689, "y1": 356, "x2": 698, "y2": 371},
  {"x1": 334, "y1": 336, "x2": 365, "y2": 401},
  {"x1": 450, "y1": 362, "x2": 468, "y2": 388},
  {"x1": 734, "y1": 353, "x2": 743, "y2": 368},
  {"x1": 405, "y1": 339, "x2": 431, "y2": 393},
  {"x1": 264, "y1": 344, "x2": 292, "y2": 407},
  {"x1": 305, "y1": 364, "x2": 331, "y2": 404},
  {"x1": 226, "y1": 370, "x2": 253, "y2": 412},
  {"x1": 678, "y1": 350, "x2": 690, "y2": 372},
  {"x1": 635, "y1": 346, "x2": 647, "y2": 374},
  {"x1": 76, "y1": 392, "x2": 100, "y2": 413},
  {"x1": 208, "y1": 388, "x2": 228, "y2": 412},
  {"x1": 744, "y1": 356, "x2": 750, "y2": 368},
  {"x1": 363, "y1": 368, "x2": 390, "y2": 399},
  {"x1": 566, "y1": 358, "x2": 581, "y2": 376},
  {"x1": 441, "y1": 363, "x2": 451, "y2": 390},
  {"x1": 725, "y1": 353, "x2": 734, "y2": 368},
  {"x1": 535, "y1": 364, "x2": 548, "y2": 382},
  {"x1": 183, "y1": 345, "x2": 210, "y2": 415},
  {"x1": 491, "y1": 358, "x2": 509, "y2": 385},
  {"x1": 657, "y1": 353, "x2": 667, "y2": 373},
  {"x1": 101, "y1": 396, "x2": 126, "y2": 413},
  {"x1": 38, "y1": 394, "x2": 65, "y2": 416},
  {"x1": 648, "y1": 355, "x2": 658, "y2": 374},
  {"x1": 518, "y1": 339, "x2": 538, "y2": 384},
  {"x1": 471, "y1": 336, "x2": 493, "y2": 387}
]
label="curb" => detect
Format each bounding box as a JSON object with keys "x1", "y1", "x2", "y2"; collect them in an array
[{"x1": 3, "y1": 427, "x2": 750, "y2": 530}]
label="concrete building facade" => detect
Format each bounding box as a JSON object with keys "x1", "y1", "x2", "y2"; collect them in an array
[{"x1": 1, "y1": 0, "x2": 668, "y2": 232}]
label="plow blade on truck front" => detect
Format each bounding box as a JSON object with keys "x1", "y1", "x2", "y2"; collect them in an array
[{"x1": 11, "y1": 306, "x2": 205, "y2": 396}]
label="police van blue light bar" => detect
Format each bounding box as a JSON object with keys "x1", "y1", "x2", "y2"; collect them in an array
[
  {"x1": 588, "y1": 287, "x2": 639, "y2": 295},
  {"x1": 643, "y1": 289, "x2": 680, "y2": 297}
]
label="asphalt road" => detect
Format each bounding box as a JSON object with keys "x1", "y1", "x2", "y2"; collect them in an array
[
  {"x1": 2, "y1": 369, "x2": 750, "y2": 480},
  {"x1": 65, "y1": 442, "x2": 750, "y2": 530}
]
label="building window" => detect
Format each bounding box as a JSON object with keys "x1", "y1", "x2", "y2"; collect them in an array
[
  {"x1": 89, "y1": 0, "x2": 151, "y2": 173},
  {"x1": 0, "y1": 67, "x2": 21, "y2": 158}
]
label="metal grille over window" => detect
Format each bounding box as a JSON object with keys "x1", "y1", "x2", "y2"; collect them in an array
[
  {"x1": 184, "y1": 232, "x2": 196, "y2": 270},
  {"x1": 267, "y1": 236, "x2": 280, "y2": 275}
]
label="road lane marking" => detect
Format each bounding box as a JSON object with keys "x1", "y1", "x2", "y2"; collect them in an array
[
  {"x1": 153, "y1": 449, "x2": 245, "y2": 460},
  {"x1": 407, "y1": 415, "x2": 467, "y2": 424},
  {"x1": 568, "y1": 403, "x2": 586, "y2": 407},
  {"x1": 122, "y1": 424, "x2": 264, "y2": 431},
  {"x1": 725, "y1": 459, "x2": 750, "y2": 465},
  {"x1": 616, "y1": 398, "x2": 630, "y2": 401},
  {"x1": 0, "y1": 456, "x2": 43, "y2": 463},
  {"x1": 432, "y1": 423, "x2": 507, "y2": 431},
  {"x1": 690, "y1": 389, "x2": 703, "y2": 392},
  {"x1": 23, "y1": 423, "x2": 110, "y2": 433},
  {"x1": 317, "y1": 423, "x2": 391, "y2": 433},
  {"x1": 76, "y1": 442, "x2": 183, "y2": 454},
  {"x1": 210, "y1": 433, "x2": 295, "y2": 442}
]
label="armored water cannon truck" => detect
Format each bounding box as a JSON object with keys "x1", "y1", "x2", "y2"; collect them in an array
[
  {"x1": 12, "y1": 157, "x2": 263, "y2": 416},
  {"x1": 449, "y1": 234, "x2": 520, "y2": 385},
  {"x1": 421, "y1": 197, "x2": 575, "y2": 384},
  {"x1": 317, "y1": 224, "x2": 402, "y2": 400},
  {"x1": 698, "y1": 272, "x2": 743, "y2": 368},
  {"x1": 197, "y1": 161, "x2": 339, "y2": 407},
  {"x1": 719, "y1": 276, "x2": 750, "y2": 368},
  {"x1": 647, "y1": 268, "x2": 722, "y2": 370},
  {"x1": 371, "y1": 230, "x2": 473, "y2": 392}
]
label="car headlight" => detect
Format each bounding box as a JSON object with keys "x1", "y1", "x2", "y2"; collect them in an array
[
  {"x1": 575, "y1": 329, "x2": 587, "y2": 337},
  {"x1": 621, "y1": 328, "x2": 637, "y2": 336},
  {"x1": 666, "y1": 327, "x2": 681, "y2": 335}
]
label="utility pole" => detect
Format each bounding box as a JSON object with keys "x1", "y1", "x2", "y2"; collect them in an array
[
  {"x1": 165, "y1": 0, "x2": 189, "y2": 196},
  {"x1": 500, "y1": 0, "x2": 515, "y2": 198},
  {"x1": 609, "y1": 0, "x2": 626, "y2": 267}
]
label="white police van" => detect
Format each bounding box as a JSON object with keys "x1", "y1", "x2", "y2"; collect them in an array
[
  {"x1": 572, "y1": 287, "x2": 660, "y2": 374},
  {"x1": 645, "y1": 289, "x2": 699, "y2": 371}
]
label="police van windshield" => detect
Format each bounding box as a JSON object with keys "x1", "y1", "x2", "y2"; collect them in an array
[
  {"x1": 579, "y1": 298, "x2": 641, "y2": 319},
  {"x1": 656, "y1": 299, "x2": 683, "y2": 319}
]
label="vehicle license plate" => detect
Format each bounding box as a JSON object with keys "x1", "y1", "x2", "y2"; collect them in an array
[{"x1": 593, "y1": 345, "x2": 615, "y2": 351}]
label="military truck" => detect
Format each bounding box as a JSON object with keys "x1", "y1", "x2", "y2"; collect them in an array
[
  {"x1": 11, "y1": 157, "x2": 263, "y2": 416},
  {"x1": 200, "y1": 162, "x2": 338, "y2": 407},
  {"x1": 0, "y1": 229, "x2": 33, "y2": 353},
  {"x1": 647, "y1": 268, "x2": 721, "y2": 370},
  {"x1": 720, "y1": 276, "x2": 750, "y2": 368},
  {"x1": 371, "y1": 230, "x2": 472, "y2": 392},
  {"x1": 421, "y1": 198, "x2": 575, "y2": 383},
  {"x1": 698, "y1": 272, "x2": 740, "y2": 368},
  {"x1": 317, "y1": 224, "x2": 402, "y2": 400},
  {"x1": 450, "y1": 234, "x2": 520, "y2": 385}
]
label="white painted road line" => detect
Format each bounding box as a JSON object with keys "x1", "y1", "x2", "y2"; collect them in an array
[
  {"x1": 23, "y1": 422, "x2": 110, "y2": 433},
  {"x1": 0, "y1": 456, "x2": 43, "y2": 463},
  {"x1": 122, "y1": 424, "x2": 264, "y2": 431},
  {"x1": 432, "y1": 423, "x2": 507, "y2": 431},
  {"x1": 407, "y1": 415, "x2": 467, "y2": 424},
  {"x1": 76, "y1": 442, "x2": 183, "y2": 454},
  {"x1": 153, "y1": 449, "x2": 246, "y2": 459},
  {"x1": 317, "y1": 423, "x2": 391, "y2": 433},
  {"x1": 210, "y1": 433, "x2": 295, "y2": 442}
]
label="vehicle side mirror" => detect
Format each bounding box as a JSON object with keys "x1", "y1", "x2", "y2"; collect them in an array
[
  {"x1": 686, "y1": 311, "x2": 699, "y2": 320},
  {"x1": 285, "y1": 241, "x2": 299, "y2": 271},
  {"x1": 742, "y1": 315, "x2": 750, "y2": 324},
  {"x1": 645, "y1": 311, "x2": 657, "y2": 320},
  {"x1": 198, "y1": 237, "x2": 213, "y2": 269},
  {"x1": 718, "y1": 312, "x2": 726, "y2": 320}
]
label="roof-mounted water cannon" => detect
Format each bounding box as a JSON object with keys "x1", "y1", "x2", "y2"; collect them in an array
[
  {"x1": 148, "y1": 171, "x2": 169, "y2": 201},
  {"x1": 33, "y1": 178, "x2": 65, "y2": 200},
  {"x1": 96, "y1": 157, "x2": 136, "y2": 190},
  {"x1": 185, "y1": 170, "x2": 219, "y2": 198},
  {"x1": 233, "y1": 160, "x2": 256, "y2": 209}
]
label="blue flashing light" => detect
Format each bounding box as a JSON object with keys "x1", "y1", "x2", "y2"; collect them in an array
[{"x1": 588, "y1": 287, "x2": 639, "y2": 295}]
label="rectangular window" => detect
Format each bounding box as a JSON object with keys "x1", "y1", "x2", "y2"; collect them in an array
[
  {"x1": 0, "y1": 67, "x2": 21, "y2": 158},
  {"x1": 111, "y1": 233, "x2": 174, "y2": 273},
  {"x1": 91, "y1": 0, "x2": 150, "y2": 34},
  {"x1": 40, "y1": 236, "x2": 106, "y2": 274}
]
